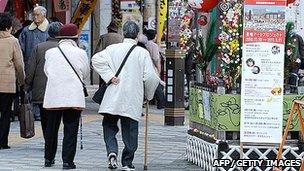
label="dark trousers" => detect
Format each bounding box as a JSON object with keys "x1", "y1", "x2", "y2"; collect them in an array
[
  {"x1": 44, "y1": 109, "x2": 81, "y2": 163},
  {"x1": 102, "y1": 114, "x2": 138, "y2": 166},
  {"x1": 155, "y1": 84, "x2": 165, "y2": 108},
  {"x1": 37, "y1": 104, "x2": 47, "y2": 140},
  {"x1": 0, "y1": 93, "x2": 14, "y2": 147}
]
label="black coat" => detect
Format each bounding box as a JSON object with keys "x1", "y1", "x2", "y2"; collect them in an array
[{"x1": 25, "y1": 38, "x2": 59, "y2": 103}]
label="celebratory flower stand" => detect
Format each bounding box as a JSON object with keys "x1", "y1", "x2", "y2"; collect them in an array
[{"x1": 186, "y1": 85, "x2": 304, "y2": 171}]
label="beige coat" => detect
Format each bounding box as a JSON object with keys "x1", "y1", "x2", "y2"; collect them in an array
[{"x1": 0, "y1": 31, "x2": 25, "y2": 93}]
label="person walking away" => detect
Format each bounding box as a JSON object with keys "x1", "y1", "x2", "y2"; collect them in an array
[
  {"x1": 43, "y1": 23, "x2": 90, "y2": 169},
  {"x1": 19, "y1": 5, "x2": 49, "y2": 121},
  {"x1": 94, "y1": 21, "x2": 123, "y2": 87},
  {"x1": 92, "y1": 21, "x2": 160, "y2": 171},
  {"x1": 0, "y1": 13, "x2": 25, "y2": 150},
  {"x1": 25, "y1": 22, "x2": 62, "y2": 141},
  {"x1": 145, "y1": 29, "x2": 165, "y2": 109}
]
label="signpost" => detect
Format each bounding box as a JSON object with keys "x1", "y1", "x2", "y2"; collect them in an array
[{"x1": 240, "y1": 0, "x2": 287, "y2": 143}]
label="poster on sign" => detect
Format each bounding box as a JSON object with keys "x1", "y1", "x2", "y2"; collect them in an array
[
  {"x1": 0, "y1": 0, "x2": 8, "y2": 12},
  {"x1": 240, "y1": 0, "x2": 286, "y2": 143},
  {"x1": 53, "y1": 0, "x2": 70, "y2": 12}
]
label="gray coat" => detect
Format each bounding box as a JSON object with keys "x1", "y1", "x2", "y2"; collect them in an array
[{"x1": 25, "y1": 38, "x2": 58, "y2": 103}]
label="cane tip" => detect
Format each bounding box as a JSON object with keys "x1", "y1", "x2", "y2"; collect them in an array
[{"x1": 144, "y1": 165, "x2": 148, "y2": 170}]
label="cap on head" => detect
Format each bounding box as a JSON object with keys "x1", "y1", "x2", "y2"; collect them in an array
[
  {"x1": 107, "y1": 21, "x2": 118, "y2": 32},
  {"x1": 58, "y1": 23, "x2": 78, "y2": 38}
]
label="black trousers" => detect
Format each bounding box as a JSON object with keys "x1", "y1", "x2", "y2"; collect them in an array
[
  {"x1": 37, "y1": 104, "x2": 47, "y2": 140},
  {"x1": 44, "y1": 109, "x2": 81, "y2": 163},
  {"x1": 102, "y1": 114, "x2": 138, "y2": 166},
  {"x1": 0, "y1": 93, "x2": 14, "y2": 147},
  {"x1": 155, "y1": 84, "x2": 165, "y2": 108}
]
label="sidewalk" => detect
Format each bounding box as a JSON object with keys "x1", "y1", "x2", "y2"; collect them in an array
[{"x1": 0, "y1": 86, "x2": 201, "y2": 170}]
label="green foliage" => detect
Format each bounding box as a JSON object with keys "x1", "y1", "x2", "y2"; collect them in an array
[{"x1": 196, "y1": 19, "x2": 218, "y2": 71}]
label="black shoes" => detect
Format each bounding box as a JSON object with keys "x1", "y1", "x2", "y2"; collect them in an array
[
  {"x1": 44, "y1": 159, "x2": 55, "y2": 167},
  {"x1": 44, "y1": 160, "x2": 75, "y2": 169},
  {"x1": 0, "y1": 145, "x2": 11, "y2": 150},
  {"x1": 63, "y1": 162, "x2": 76, "y2": 170},
  {"x1": 121, "y1": 164, "x2": 135, "y2": 171}
]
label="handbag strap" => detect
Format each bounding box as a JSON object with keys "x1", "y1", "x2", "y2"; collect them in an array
[
  {"x1": 114, "y1": 45, "x2": 137, "y2": 78},
  {"x1": 58, "y1": 45, "x2": 86, "y2": 87}
]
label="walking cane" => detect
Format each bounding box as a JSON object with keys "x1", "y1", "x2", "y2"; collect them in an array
[
  {"x1": 144, "y1": 101, "x2": 149, "y2": 170},
  {"x1": 80, "y1": 115, "x2": 83, "y2": 150}
]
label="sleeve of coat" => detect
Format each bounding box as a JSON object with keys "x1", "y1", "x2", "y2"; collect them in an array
[
  {"x1": 13, "y1": 39, "x2": 25, "y2": 86},
  {"x1": 91, "y1": 50, "x2": 115, "y2": 83},
  {"x1": 143, "y1": 51, "x2": 160, "y2": 100},
  {"x1": 151, "y1": 44, "x2": 161, "y2": 75},
  {"x1": 80, "y1": 50, "x2": 90, "y2": 80},
  {"x1": 25, "y1": 45, "x2": 38, "y2": 90},
  {"x1": 18, "y1": 29, "x2": 26, "y2": 54}
]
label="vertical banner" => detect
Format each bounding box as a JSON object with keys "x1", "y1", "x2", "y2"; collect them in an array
[
  {"x1": 157, "y1": 0, "x2": 167, "y2": 44},
  {"x1": 71, "y1": 0, "x2": 97, "y2": 31},
  {"x1": 53, "y1": 0, "x2": 70, "y2": 12},
  {"x1": 0, "y1": 0, "x2": 8, "y2": 12},
  {"x1": 240, "y1": 0, "x2": 286, "y2": 143}
]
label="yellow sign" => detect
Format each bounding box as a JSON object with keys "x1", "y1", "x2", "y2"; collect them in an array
[
  {"x1": 71, "y1": 0, "x2": 97, "y2": 32},
  {"x1": 157, "y1": 0, "x2": 167, "y2": 44}
]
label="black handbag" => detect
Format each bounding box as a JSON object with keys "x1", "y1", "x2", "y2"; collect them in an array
[
  {"x1": 19, "y1": 91, "x2": 35, "y2": 139},
  {"x1": 92, "y1": 45, "x2": 137, "y2": 104},
  {"x1": 58, "y1": 46, "x2": 89, "y2": 97}
]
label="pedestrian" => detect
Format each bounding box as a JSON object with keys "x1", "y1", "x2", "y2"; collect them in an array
[
  {"x1": 25, "y1": 22, "x2": 62, "y2": 141},
  {"x1": 92, "y1": 21, "x2": 160, "y2": 171},
  {"x1": 145, "y1": 29, "x2": 165, "y2": 109},
  {"x1": 137, "y1": 34, "x2": 148, "y2": 49},
  {"x1": 0, "y1": 13, "x2": 25, "y2": 150},
  {"x1": 95, "y1": 20, "x2": 123, "y2": 87},
  {"x1": 19, "y1": 5, "x2": 49, "y2": 121},
  {"x1": 43, "y1": 23, "x2": 90, "y2": 169}
]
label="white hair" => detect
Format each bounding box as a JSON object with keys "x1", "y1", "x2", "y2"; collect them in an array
[{"x1": 34, "y1": 6, "x2": 47, "y2": 16}]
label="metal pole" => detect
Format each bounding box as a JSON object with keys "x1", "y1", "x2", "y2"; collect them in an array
[
  {"x1": 80, "y1": 115, "x2": 83, "y2": 150},
  {"x1": 144, "y1": 101, "x2": 149, "y2": 170}
]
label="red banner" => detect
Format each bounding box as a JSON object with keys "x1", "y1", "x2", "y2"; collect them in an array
[
  {"x1": 53, "y1": 0, "x2": 70, "y2": 12},
  {"x1": 0, "y1": 0, "x2": 8, "y2": 12}
]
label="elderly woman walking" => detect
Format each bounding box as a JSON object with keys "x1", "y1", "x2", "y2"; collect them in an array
[
  {"x1": 0, "y1": 13, "x2": 25, "y2": 150},
  {"x1": 43, "y1": 23, "x2": 89, "y2": 169},
  {"x1": 92, "y1": 21, "x2": 160, "y2": 171},
  {"x1": 25, "y1": 22, "x2": 62, "y2": 141}
]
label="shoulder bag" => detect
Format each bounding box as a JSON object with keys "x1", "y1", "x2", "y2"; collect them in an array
[{"x1": 58, "y1": 45, "x2": 89, "y2": 97}]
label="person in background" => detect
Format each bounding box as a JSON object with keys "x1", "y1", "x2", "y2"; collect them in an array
[
  {"x1": 19, "y1": 5, "x2": 49, "y2": 121},
  {"x1": 137, "y1": 34, "x2": 148, "y2": 49},
  {"x1": 92, "y1": 21, "x2": 160, "y2": 171},
  {"x1": 9, "y1": 19, "x2": 33, "y2": 122},
  {"x1": 0, "y1": 13, "x2": 25, "y2": 150},
  {"x1": 95, "y1": 21, "x2": 123, "y2": 87},
  {"x1": 43, "y1": 23, "x2": 89, "y2": 169},
  {"x1": 145, "y1": 29, "x2": 165, "y2": 109},
  {"x1": 25, "y1": 22, "x2": 62, "y2": 142}
]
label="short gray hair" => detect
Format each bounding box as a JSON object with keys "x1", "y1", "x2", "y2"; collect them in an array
[
  {"x1": 123, "y1": 21, "x2": 139, "y2": 39},
  {"x1": 34, "y1": 6, "x2": 47, "y2": 16},
  {"x1": 48, "y1": 22, "x2": 62, "y2": 38}
]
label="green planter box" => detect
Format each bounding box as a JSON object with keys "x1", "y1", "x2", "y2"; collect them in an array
[{"x1": 190, "y1": 86, "x2": 304, "y2": 131}]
